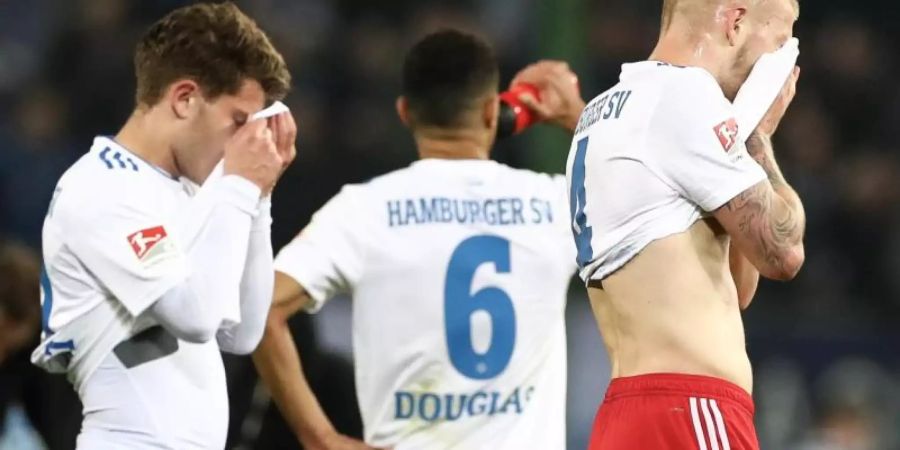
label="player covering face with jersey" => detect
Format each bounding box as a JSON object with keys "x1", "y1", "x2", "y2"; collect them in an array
[{"x1": 567, "y1": 0, "x2": 805, "y2": 448}]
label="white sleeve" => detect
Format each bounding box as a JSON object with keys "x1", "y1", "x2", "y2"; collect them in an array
[
  {"x1": 273, "y1": 186, "x2": 367, "y2": 313},
  {"x1": 146, "y1": 176, "x2": 260, "y2": 341},
  {"x1": 216, "y1": 196, "x2": 274, "y2": 354},
  {"x1": 647, "y1": 74, "x2": 767, "y2": 212},
  {"x1": 59, "y1": 183, "x2": 190, "y2": 317}
]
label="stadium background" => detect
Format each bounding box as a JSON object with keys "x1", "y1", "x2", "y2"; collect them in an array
[{"x1": 1, "y1": 0, "x2": 898, "y2": 449}]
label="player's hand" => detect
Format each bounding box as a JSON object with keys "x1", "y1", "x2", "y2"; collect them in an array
[
  {"x1": 307, "y1": 431, "x2": 386, "y2": 450},
  {"x1": 510, "y1": 60, "x2": 586, "y2": 133},
  {"x1": 268, "y1": 111, "x2": 298, "y2": 178},
  {"x1": 755, "y1": 66, "x2": 800, "y2": 137},
  {"x1": 223, "y1": 119, "x2": 283, "y2": 192}
]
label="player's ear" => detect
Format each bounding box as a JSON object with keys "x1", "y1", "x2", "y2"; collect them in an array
[
  {"x1": 396, "y1": 96, "x2": 412, "y2": 128},
  {"x1": 724, "y1": 6, "x2": 748, "y2": 46},
  {"x1": 169, "y1": 79, "x2": 202, "y2": 120},
  {"x1": 482, "y1": 95, "x2": 499, "y2": 130}
]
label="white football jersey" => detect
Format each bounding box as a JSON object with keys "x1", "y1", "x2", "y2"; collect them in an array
[
  {"x1": 34, "y1": 136, "x2": 233, "y2": 449},
  {"x1": 566, "y1": 62, "x2": 767, "y2": 282},
  {"x1": 275, "y1": 159, "x2": 576, "y2": 449}
]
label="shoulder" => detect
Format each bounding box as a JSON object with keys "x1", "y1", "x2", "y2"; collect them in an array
[
  {"x1": 494, "y1": 163, "x2": 566, "y2": 190},
  {"x1": 53, "y1": 150, "x2": 160, "y2": 225},
  {"x1": 360, "y1": 163, "x2": 422, "y2": 190},
  {"x1": 655, "y1": 67, "x2": 730, "y2": 113},
  {"x1": 309, "y1": 182, "x2": 370, "y2": 225},
  {"x1": 648, "y1": 67, "x2": 733, "y2": 139}
]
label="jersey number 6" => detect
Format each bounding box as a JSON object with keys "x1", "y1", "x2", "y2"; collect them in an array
[{"x1": 444, "y1": 235, "x2": 515, "y2": 380}]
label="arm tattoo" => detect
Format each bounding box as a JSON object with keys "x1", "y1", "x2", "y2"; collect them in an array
[
  {"x1": 724, "y1": 182, "x2": 802, "y2": 273},
  {"x1": 746, "y1": 134, "x2": 787, "y2": 188}
]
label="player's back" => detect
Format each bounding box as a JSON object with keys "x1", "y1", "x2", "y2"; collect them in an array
[
  {"x1": 279, "y1": 159, "x2": 575, "y2": 449},
  {"x1": 566, "y1": 62, "x2": 768, "y2": 393}
]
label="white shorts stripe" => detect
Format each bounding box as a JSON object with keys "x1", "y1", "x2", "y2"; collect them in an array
[
  {"x1": 689, "y1": 397, "x2": 708, "y2": 450},
  {"x1": 710, "y1": 399, "x2": 731, "y2": 450},
  {"x1": 700, "y1": 398, "x2": 721, "y2": 450}
]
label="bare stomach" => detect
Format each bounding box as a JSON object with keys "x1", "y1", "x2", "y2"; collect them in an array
[{"x1": 590, "y1": 219, "x2": 753, "y2": 394}]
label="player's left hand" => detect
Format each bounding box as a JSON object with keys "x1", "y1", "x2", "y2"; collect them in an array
[
  {"x1": 510, "y1": 60, "x2": 586, "y2": 133},
  {"x1": 755, "y1": 66, "x2": 800, "y2": 138},
  {"x1": 265, "y1": 110, "x2": 298, "y2": 194}
]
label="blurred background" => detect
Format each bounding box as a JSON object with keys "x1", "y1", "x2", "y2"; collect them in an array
[{"x1": 1, "y1": 0, "x2": 898, "y2": 449}]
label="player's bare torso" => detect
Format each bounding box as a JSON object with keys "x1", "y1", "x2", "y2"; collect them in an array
[{"x1": 589, "y1": 218, "x2": 753, "y2": 393}]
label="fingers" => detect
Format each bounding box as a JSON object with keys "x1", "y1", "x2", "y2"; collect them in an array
[
  {"x1": 510, "y1": 60, "x2": 571, "y2": 88},
  {"x1": 519, "y1": 93, "x2": 554, "y2": 119},
  {"x1": 272, "y1": 112, "x2": 297, "y2": 166},
  {"x1": 237, "y1": 117, "x2": 268, "y2": 140},
  {"x1": 268, "y1": 115, "x2": 281, "y2": 146}
]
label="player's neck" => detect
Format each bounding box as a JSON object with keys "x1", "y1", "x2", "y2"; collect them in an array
[
  {"x1": 650, "y1": 26, "x2": 729, "y2": 93},
  {"x1": 115, "y1": 110, "x2": 179, "y2": 177},
  {"x1": 414, "y1": 128, "x2": 491, "y2": 161}
]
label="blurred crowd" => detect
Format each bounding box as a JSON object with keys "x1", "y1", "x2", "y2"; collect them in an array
[{"x1": 0, "y1": 0, "x2": 897, "y2": 449}]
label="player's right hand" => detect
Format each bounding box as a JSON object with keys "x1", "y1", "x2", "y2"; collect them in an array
[
  {"x1": 223, "y1": 118, "x2": 284, "y2": 192},
  {"x1": 510, "y1": 60, "x2": 586, "y2": 133},
  {"x1": 755, "y1": 66, "x2": 800, "y2": 137},
  {"x1": 307, "y1": 431, "x2": 386, "y2": 450}
]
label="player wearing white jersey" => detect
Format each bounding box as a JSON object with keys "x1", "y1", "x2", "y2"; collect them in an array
[
  {"x1": 566, "y1": 1, "x2": 806, "y2": 449},
  {"x1": 252, "y1": 32, "x2": 587, "y2": 450},
  {"x1": 33, "y1": 4, "x2": 296, "y2": 449}
]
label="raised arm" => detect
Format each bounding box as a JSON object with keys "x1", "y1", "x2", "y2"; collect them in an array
[
  {"x1": 507, "y1": 60, "x2": 586, "y2": 134},
  {"x1": 714, "y1": 68, "x2": 806, "y2": 281},
  {"x1": 215, "y1": 197, "x2": 274, "y2": 353},
  {"x1": 218, "y1": 112, "x2": 298, "y2": 354}
]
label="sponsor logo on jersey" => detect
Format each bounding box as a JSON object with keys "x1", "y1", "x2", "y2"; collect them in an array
[
  {"x1": 713, "y1": 118, "x2": 739, "y2": 151},
  {"x1": 127, "y1": 226, "x2": 168, "y2": 261}
]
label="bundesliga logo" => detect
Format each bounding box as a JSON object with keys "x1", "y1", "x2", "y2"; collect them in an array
[
  {"x1": 127, "y1": 226, "x2": 168, "y2": 261},
  {"x1": 713, "y1": 118, "x2": 739, "y2": 152}
]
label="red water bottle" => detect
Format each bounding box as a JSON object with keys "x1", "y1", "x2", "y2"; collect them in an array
[{"x1": 498, "y1": 83, "x2": 541, "y2": 138}]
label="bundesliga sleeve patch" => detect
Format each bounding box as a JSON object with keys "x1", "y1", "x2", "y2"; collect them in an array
[
  {"x1": 127, "y1": 226, "x2": 170, "y2": 261},
  {"x1": 713, "y1": 118, "x2": 739, "y2": 152}
]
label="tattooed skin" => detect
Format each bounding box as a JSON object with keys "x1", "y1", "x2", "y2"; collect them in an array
[{"x1": 717, "y1": 133, "x2": 806, "y2": 278}]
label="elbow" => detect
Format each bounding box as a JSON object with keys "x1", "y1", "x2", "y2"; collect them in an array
[
  {"x1": 220, "y1": 314, "x2": 272, "y2": 355},
  {"x1": 247, "y1": 309, "x2": 289, "y2": 353},
  {"x1": 169, "y1": 320, "x2": 218, "y2": 344},
  {"x1": 221, "y1": 332, "x2": 263, "y2": 355},
  {"x1": 264, "y1": 305, "x2": 291, "y2": 335},
  {"x1": 762, "y1": 245, "x2": 805, "y2": 281}
]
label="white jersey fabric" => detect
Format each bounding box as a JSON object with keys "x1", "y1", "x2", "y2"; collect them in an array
[
  {"x1": 33, "y1": 136, "x2": 261, "y2": 449},
  {"x1": 275, "y1": 159, "x2": 576, "y2": 449},
  {"x1": 566, "y1": 62, "x2": 767, "y2": 282}
]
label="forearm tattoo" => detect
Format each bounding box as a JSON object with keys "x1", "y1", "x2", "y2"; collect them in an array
[
  {"x1": 724, "y1": 181, "x2": 803, "y2": 273},
  {"x1": 746, "y1": 134, "x2": 787, "y2": 188}
]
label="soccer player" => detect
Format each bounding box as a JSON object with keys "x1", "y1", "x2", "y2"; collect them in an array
[
  {"x1": 252, "y1": 31, "x2": 586, "y2": 449},
  {"x1": 567, "y1": 0, "x2": 805, "y2": 448},
  {"x1": 32, "y1": 3, "x2": 296, "y2": 448}
]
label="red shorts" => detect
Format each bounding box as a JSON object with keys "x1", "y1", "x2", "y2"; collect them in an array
[{"x1": 588, "y1": 373, "x2": 759, "y2": 450}]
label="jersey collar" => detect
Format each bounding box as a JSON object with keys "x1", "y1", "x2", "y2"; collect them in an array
[{"x1": 93, "y1": 136, "x2": 179, "y2": 182}]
